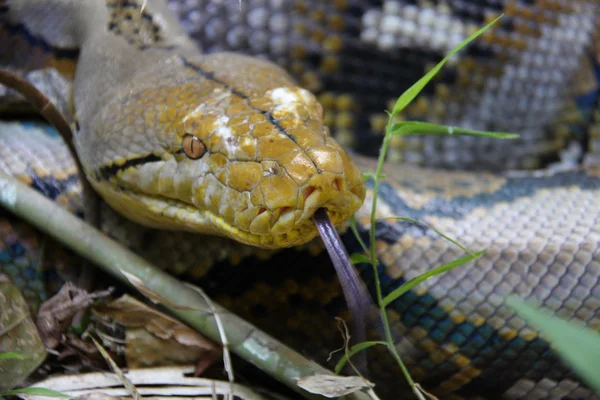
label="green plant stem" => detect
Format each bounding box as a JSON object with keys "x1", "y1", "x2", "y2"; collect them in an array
[
  {"x1": 368, "y1": 118, "x2": 416, "y2": 388},
  {"x1": 350, "y1": 15, "x2": 505, "y2": 397},
  {"x1": 380, "y1": 305, "x2": 413, "y2": 386},
  {"x1": 348, "y1": 216, "x2": 369, "y2": 255}
]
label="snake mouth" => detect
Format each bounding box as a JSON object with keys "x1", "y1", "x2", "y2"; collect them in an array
[
  {"x1": 92, "y1": 177, "x2": 362, "y2": 249},
  {"x1": 209, "y1": 188, "x2": 363, "y2": 248},
  {"x1": 207, "y1": 208, "x2": 326, "y2": 248}
]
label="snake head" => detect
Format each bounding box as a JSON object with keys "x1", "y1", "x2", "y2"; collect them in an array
[{"x1": 85, "y1": 54, "x2": 365, "y2": 248}]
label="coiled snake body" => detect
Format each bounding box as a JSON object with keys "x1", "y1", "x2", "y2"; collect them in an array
[{"x1": 1, "y1": 0, "x2": 600, "y2": 399}]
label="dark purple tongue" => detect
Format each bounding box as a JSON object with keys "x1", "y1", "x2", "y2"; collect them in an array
[{"x1": 313, "y1": 208, "x2": 374, "y2": 351}]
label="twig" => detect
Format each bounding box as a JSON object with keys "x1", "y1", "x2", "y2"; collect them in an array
[
  {"x1": 187, "y1": 285, "x2": 235, "y2": 400},
  {"x1": 91, "y1": 337, "x2": 141, "y2": 400}
]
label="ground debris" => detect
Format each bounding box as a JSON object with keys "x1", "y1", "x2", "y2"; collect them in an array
[
  {"x1": 15, "y1": 365, "x2": 267, "y2": 400},
  {"x1": 0, "y1": 274, "x2": 47, "y2": 390},
  {"x1": 36, "y1": 282, "x2": 112, "y2": 349},
  {"x1": 93, "y1": 295, "x2": 221, "y2": 372},
  {"x1": 296, "y1": 374, "x2": 374, "y2": 398}
]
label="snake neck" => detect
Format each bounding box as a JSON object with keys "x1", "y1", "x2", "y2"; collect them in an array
[
  {"x1": 3, "y1": 0, "x2": 195, "y2": 48},
  {"x1": 4, "y1": 0, "x2": 199, "y2": 117}
]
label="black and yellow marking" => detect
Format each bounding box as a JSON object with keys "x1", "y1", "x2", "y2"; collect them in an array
[{"x1": 96, "y1": 153, "x2": 161, "y2": 181}]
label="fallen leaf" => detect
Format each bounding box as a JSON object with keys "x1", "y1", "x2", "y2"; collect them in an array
[
  {"x1": 93, "y1": 295, "x2": 221, "y2": 371},
  {"x1": 15, "y1": 366, "x2": 262, "y2": 400},
  {"x1": 36, "y1": 283, "x2": 112, "y2": 349},
  {"x1": 296, "y1": 374, "x2": 373, "y2": 398},
  {"x1": 0, "y1": 275, "x2": 47, "y2": 390}
]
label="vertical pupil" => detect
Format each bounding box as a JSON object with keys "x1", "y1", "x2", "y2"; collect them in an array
[{"x1": 183, "y1": 135, "x2": 204, "y2": 159}]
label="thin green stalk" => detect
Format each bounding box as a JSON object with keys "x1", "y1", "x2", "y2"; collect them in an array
[
  {"x1": 368, "y1": 118, "x2": 389, "y2": 302},
  {"x1": 367, "y1": 117, "x2": 417, "y2": 388},
  {"x1": 381, "y1": 216, "x2": 475, "y2": 257},
  {"x1": 381, "y1": 306, "x2": 414, "y2": 386},
  {"x1": 348, "y1": 216, "x2": 369, "y2": 255},
  {"x1": 334, "y1": 341, "x2": 387, "y2": 374}
]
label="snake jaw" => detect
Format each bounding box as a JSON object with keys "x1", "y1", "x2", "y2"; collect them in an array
[
  {"x1": 94, "y1": 159, "x2": 363, "y2": 249},
  {"x1": 92, "y1": 134, "x2": 365, "y2": 248},
  {"x1": 271, "y1": 207, "x2": 296, "y2": 235}
]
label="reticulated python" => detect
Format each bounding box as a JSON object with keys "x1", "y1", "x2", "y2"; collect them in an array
[{"x1": 1, "y1": 0, "x2": 599, "y2": 399}]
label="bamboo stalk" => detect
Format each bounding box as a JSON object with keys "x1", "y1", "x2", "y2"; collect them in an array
[{"x1": 0, "y1": 173, "x2": 371, "y2": 400}]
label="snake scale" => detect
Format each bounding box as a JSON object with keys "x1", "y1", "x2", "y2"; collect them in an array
[{"x1": 1, "y1": 0, "x2": 600, "y2": 399}]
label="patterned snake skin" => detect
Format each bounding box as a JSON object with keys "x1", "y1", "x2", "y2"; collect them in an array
[{"x1": 1, "y1": 0, "x2": 600, "y2": 399}]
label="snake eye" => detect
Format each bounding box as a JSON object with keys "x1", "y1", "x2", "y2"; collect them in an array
[{"x1": 182, "y1": 134, "x2": 206, "y2": 159}]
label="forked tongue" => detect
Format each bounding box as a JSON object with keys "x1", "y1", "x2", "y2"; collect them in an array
[{"x1": 313, "y1": 208, "x2": 374, "y2": 371}]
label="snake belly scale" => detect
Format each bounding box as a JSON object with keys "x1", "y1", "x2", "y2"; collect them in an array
[{"x1": 1, "y1": 0, "x2": 600, "y2": 399}]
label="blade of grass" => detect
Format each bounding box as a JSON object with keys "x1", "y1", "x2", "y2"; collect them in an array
[
  {"x1": 362, "y1": 172, "x2": 385, "y2": 181},
  {"x1": 391, "y1": 15, "x2": 503, "y2": 116},
  {"x1": 506, "y1": 296, "x2": 600, "y2": 394},
  {"x1": 390, "y1": 121, "x2": 519, "y2": 139},
  {"x1": 349, "y1": 253, "x2": 371, "y2": 265},
  {"x1": 1, "y1": 388, "x2": 72, "y2": 398},
  {"x1": 334, "y1": 341, "x2": 387, "y2": 374},
  {"x1": 0, "y1": 352, "x2": 25, "y2": 360},
  {"x1": 381, "y1": 216, "x2": 475, "y2": 257},
  {"x1": 382, "y1": 250, "x2": 485, "y2": 307}
]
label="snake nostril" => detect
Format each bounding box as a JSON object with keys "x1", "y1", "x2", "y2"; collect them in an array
[
  {"x1": 303, "y1": 186, "x2": 316, "y2": 201},
  {"x1": 332, "y1": 178, "x2": 342, "y2": 191}
]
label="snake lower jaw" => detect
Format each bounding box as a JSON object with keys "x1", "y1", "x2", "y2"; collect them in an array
[
  {"x1": 208, "y1": 211, "x2": 322, "y2": 248},
  {"x1": 91, "y1": 179, "x2": 358, "y2": 249}
]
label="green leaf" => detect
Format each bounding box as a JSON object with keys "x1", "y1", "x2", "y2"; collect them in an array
[
  {"x1": 362, "y1": 172, "x2": 375, "y2": 180},
  {"x1": 0, "y1": 352, "x2": 25, "y2": 360},
  {"x1": 334, "y1": 341, "x2": 387, "y2": 374},
  {"x1": 390, "y1": 121, "x2": 519, "y2": 139},
  {"x1": 382, "y1": 250, "x2": 485, "y2": 307},
  {"x1": 349, "y1": 253, "x2": 371, "y2": 265},
  {"x1": 381, "y1": 216, "x2": 475, "y2": 257},
  {"x1": 362, "y1": 172, "x2": 385, "y2": 181},
  {"x1": 1, "y1": 388, "x2": 72, "y2": 398},
  {"x1": 506, "y1": 296, "x2": 600, "y2": 393},
  {"x1": 391, "y1": 15, "x2": 503, "y2": 117}
]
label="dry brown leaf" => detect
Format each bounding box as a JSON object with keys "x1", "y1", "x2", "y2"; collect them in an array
[
  {"x1": 58, "y1": 333, "x2": 112, "y2": 369},
  {"x1": 93, "y1": 295, "x2": 221, "y2": 370},
  {"x1": 0, "y1": 275, "x2": 46, "y2": 390},
  {"x1": 36, "y1": 283, "x2": 112, "y2": 349}
]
